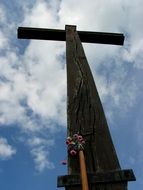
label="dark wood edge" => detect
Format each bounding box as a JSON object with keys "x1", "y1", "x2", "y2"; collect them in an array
[
  {"x1": 17, "y1": 26, "x2": 124, "y2": 45},
  {"x1": 57, "y1": 169, "x2": 136, "y2": 187}
]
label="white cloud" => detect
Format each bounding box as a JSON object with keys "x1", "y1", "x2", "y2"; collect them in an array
[
  {"x1": 59, "y1": 0, "x2": 128, "y2": 31},
  {"x1": 0, "y1": 137, "x2": 16, "y2": 160},
  {"x1": 28, "y1": 137, "x2": 55, "y2": 172},
  {"x1": 0, "y1": 31, "x2": 8, "y2": 49},
  {"x1": 123, "y1": 39, "x2": 143, "y2": 69},
  {"x1": 0, "y1": 6, "x2": 6, "y2": 24},
  {"x1": 0, "y1": 40, "x2": 66, "y2": 132},
  {"x1": 28, "y1": 136, "x2": 54, "y2": 147},
  {"x1": 23, "y1": 41, "x2": 66, "y2": 124},
  {"x1": 22, "y1": 0, "x2": 59, "y2": 28},
  {"x1": 31, "y1": 147, "x2": 54, "y2": 172}
]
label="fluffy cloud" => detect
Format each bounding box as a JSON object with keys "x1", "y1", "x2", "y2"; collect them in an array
[
  {"x1": 0, "y1": 137, "x2": 16, "y2": 160},
  {"x1": 28, "y1": 137, "x2": 55, "y2": 172},
  {"x1": 0, "y1": 31, "x2": 8, "y2": 49},
  {"x1": 22, "y1": 0, "x2": 60, "y2": 28},
  {"x1": 31, "y1": 148, "x2": 55, "y2": 172},
  {"x1": 0, "y1": 6, "x2": 6, "y2": 24},
  {"x1": 123, "y1": 39, "x2": 143, "y2": 69}
]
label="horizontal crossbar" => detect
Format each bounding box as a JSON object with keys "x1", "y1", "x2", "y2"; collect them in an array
[
  {"x1": 18, "y1": 26, "x2": 124, "y2": 45},
  {"x1": 57, "y1": 169, "x2": 136, "y2": 187}
]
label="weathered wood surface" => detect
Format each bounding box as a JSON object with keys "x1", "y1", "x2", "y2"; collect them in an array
[
  {"x1": 58, "y1": 169, "x2": 135, "y2": 187},
  {"x1": 66, "y1": 25, "x2": 129, "y2": 190}
]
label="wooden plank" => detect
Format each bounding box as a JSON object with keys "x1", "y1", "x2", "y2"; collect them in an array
[
  {"x1": 57, "y1": 169, "x2": 136, "y2": 187},
  {"x1": 17, "y1": 26, "x2": 124, "y2": 45},
  {"x1": 66, "y1": 25, "x2": 129, "y2": 190}
]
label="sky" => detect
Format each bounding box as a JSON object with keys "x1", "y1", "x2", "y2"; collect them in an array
[{"x1": 0, "y1": 0, "x2": 143, "y2": 189}]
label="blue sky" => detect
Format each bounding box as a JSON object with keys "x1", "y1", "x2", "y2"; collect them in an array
[{"x1": 0, "y1": 0, "x2": 143, "y2": 189}]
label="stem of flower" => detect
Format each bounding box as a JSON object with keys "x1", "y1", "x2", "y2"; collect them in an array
[{"x1": 79, "y1": 150, "x2": 89, "y2": 190}]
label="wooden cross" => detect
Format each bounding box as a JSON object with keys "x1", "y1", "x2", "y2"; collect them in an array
[{"x1": 18, "y1": 25, "x2": 135, "y2": 190}]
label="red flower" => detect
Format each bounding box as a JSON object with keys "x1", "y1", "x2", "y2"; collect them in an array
[
  {"x1": 70, "y1": 149, "x2": 77, "y2": 156},
  {"x1": 73, "y1": 134, "x2": 78, "y2": 139},
  {"x1": 77, "y1": 135, "x2": 83, "y2": 141}
]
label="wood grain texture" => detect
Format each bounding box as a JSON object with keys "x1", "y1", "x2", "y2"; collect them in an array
[
  {"x1": 66, "y1": 25, "x2": 128, "y2": 190},
  {"x1": 57, "y1": 169, "x2": 135, "y2": 187}
]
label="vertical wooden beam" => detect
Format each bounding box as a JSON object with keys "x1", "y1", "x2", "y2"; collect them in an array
[{"x1": 65, "y1": 25, "x2": 128, "y2": 190}]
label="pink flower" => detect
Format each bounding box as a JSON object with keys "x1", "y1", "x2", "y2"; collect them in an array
[
  {"x1": 77, "y1": 135, "x2": 83, "y2": 141},
  {"x1": 70, "y1": 149, "x2": 77, "y2": 156},
  {"x1": 73, "y1": 134, "x2": 78, "y2": 139},
  {"x1": 81, "y1": 140, "x2": 85, "y2": 144}
]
